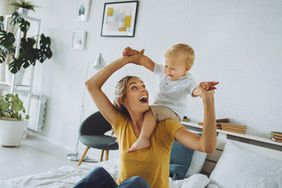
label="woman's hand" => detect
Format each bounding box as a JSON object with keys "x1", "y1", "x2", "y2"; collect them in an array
[
  {"x1": 122, "y1": 46, "x2": 155, "y2": 72},
  {"x1": 123, "y1": 47, "x2": 144, "y2": 57},
  {"x1": 197, "y1": 86, "x2": 215, "y2": 102},
  {"x1": 122, "y1": 47, "x2": 145, "y2": 65}
]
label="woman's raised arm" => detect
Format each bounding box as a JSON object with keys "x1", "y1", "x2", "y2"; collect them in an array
[
  {"x1": 85, "y1": 57, "x2": 131, "y2": 124},
  {"x1": 175, "y1": 87, "x2": 217, "y2": 153}
]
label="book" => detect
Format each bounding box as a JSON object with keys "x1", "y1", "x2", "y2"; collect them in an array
[
  {"x1": 271, "y1": 137, "x2": 282, "y2": 143},
  {"x1": 221, "y1": 127, "x2": 246, "y2": 134},
  {"x1": 221, "y1": 123, "x2": 247, "y2": 131},
  {"x1": 216, "y1": 118, "x2": 230, "y2": 123},
  {"x1": 272, "y1": 134, "x2": 282, "y2": 139},
  {"x1": 198, "y1": 122, "x2": 221, "y2": 127},
  {"x1": 271, "y1": 132, "x2": 282, "y2": 137}
]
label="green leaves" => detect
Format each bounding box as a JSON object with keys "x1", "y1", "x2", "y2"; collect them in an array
[
  {"x1": 10, "y1": 12, "x2": 30, "y2": 35},
  {"x1": 0, "y1": 93, "x2": 28, "y2": 120},
  {"x1": 0, "y1": 30, "x2": 16, "y2": 64},
  {"x1": 0, "y1": 12, "x2": 52, "y2": 73},
  {"x1": 38, "y1": 34, "x2": 52, "y2": 63}
]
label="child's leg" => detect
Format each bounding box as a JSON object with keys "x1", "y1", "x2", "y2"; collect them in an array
[{"x1": 128, "y1": 109, "x2": 156, "y2": 152}]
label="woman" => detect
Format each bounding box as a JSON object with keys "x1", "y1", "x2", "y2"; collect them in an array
[{"x1": 74, "y1": 54, "x2": 217, "y2": 188}]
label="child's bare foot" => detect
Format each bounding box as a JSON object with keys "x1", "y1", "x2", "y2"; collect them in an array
[{"x1": 128, "y1": 137, "x2": 150, "y2": 152}]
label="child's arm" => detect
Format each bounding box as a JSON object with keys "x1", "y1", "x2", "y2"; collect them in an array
[
  {"x1": 192, "y1": 81, "x2": 219, "y2": 97},
  {"x1": 123, "y1": 47, "x2": 156, "y2": 72}
]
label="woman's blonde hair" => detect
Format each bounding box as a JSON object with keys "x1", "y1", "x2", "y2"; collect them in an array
[
  {"x1": 165, "y1": 43, "x2": 195, "y2": 68},
  {"x1": 114, "y1": 75, "x2": 139, "y2": 116}
]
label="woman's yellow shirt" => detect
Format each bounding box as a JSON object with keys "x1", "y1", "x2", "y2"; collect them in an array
[{"x1": 113, "y1": 113, "x2": 184, "y2": 188}]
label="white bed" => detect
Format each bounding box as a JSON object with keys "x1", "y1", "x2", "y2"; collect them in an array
[
  {"x1": 0, "y1": 158, "x2": 209, "y2": 188},
  {"x1": 1, "y1": 138, "x2": 282, "y2": 188}
]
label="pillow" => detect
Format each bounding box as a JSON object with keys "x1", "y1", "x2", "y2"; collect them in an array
[
  {"x1": 185, "y1": 151, "x2": 207, "y2": 177},
  {"x1": 169, "y1": 141, "x2": 194, "y2": 180},
  {"x1": 209, "y1": 141, "x2": 282, "y2": 188},
  {"x1": 170, "y1": 174, "x2": 209, "y2": 188}
]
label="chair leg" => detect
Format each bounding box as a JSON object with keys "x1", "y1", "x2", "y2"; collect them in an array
[
  {"x1": 105, "y1": 150, "x2": 109, "y2": 161},
  {"x1": 78, "y1": 146, "x2": 90, "y2": 166},
  {"x1": 100, "y1": 150, "x2": 104, "y2": 162}
]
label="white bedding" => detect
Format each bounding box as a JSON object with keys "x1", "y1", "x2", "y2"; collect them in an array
[{"x1": 0, "y1": 159, "x2": 209, "y2": 188}]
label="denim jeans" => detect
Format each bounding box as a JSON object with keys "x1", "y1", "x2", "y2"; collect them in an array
[{"x1": 73, "y1": 167, "x2": 150, "y2": 188}]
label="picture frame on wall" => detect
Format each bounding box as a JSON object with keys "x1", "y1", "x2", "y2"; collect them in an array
[
  {"x1": 101, "y1": 1, "x2": 139, "y2": 37},
  {"x1": 72, "y1": 31, "x2": 87, "y2": 50},
  {"x1": 74, "y1": 0, "x2": 91, "y2": 22}
]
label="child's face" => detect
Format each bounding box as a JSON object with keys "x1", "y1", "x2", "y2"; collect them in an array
[{"x1": 164, "y1": 54, "x2": 189, "y2": 81}]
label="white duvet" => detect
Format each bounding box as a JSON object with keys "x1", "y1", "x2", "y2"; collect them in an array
[{"x1": 0, "y1": 159, "x2": 209, "y2": 188}]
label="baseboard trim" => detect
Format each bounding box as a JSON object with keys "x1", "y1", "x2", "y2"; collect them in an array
[{"x1": 27, "y1": 129, "x2": 74, "y2": 152}]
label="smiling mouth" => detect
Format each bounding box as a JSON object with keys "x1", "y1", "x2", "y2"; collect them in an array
[{"x1": 139, "y1": 96, "x2": 148, "y2": 104}]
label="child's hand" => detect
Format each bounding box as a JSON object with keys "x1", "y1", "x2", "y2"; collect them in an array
[
  {"x1": 192, "y1": 81, "x2": 218, "y2": 97},
  {"x1": 200, "y1": 81, "x2": 219, "y2": 91}
]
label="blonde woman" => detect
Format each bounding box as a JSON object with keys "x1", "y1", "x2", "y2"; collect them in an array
[{"x1": 74, "y1": 54, "x2": 217, "y2": 188}]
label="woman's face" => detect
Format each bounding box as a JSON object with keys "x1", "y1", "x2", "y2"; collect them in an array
[{"x1": 123, "y1": 77, "x2": 149, "y2": 113}]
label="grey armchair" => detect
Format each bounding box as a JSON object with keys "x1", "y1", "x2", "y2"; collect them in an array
[{"x1": 78, "y1": 111, "x2": 118, "y2": 166}]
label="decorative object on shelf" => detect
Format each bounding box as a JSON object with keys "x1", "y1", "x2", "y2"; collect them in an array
[
  {"x1": 0, "y1": 12, "x2": 53, "y2": 74},
  {"x1": 182, "y1": 116, "x2": 190, "y2": 122},
  {"x1": 0, "y1": 93, "x2": 29, "y2": 146},
  {"x1": 74, "y1": 0, "x2": 91, "y2": 22},
  {"x1": 271, "y1": 131, "x2": 282, "y2": 143},
  {"x1": 220, "y1": 123, "x2": 247, "y2": 134},
  {"x1": 72, "y1": 31, "x2": 87, "y2": 50},
  {"x1": 198, "y1": 118, "x2": 247, "y2": 134},
  {"x1": 94, "y1": 53, "x2": 106, "y2": 69},
  {"x1": 101, "y1": 1, "x2": 139, "y2": 37}
]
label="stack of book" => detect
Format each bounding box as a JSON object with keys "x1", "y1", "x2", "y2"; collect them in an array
[
  {"x1": 220, "y1": 123, "x2": 247, "y2": 134},
  {"x1": 271, "y1": 132, "x2": 282, "y2": 143},
  {"x1": 198, "y1": 118, "x2": 247, "y2": 134}
]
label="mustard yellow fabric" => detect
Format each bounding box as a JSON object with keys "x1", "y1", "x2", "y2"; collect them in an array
[{"x1": 113, "y1": 113, "x2": 184, "y2": 188}]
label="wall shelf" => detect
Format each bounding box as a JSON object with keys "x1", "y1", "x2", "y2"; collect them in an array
[{"x1": 181, "y1": 121, "x2": 282, "y2": 151}]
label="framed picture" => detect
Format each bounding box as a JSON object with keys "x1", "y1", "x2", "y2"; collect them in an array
[
  {"x1": 101, "y1": 1, "x2": 139, "y2": 37},
  {"x1": 72, "y1": 31, "x2": 87, "y2": 50},
  {"x1": 74, "y1": 0, "x2": 91, "y2": 22}
]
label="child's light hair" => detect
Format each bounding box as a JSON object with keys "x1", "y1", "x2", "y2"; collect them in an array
[
  {"x1": 114, "y1": 75, "x2": 140, "y2": 116},
  {"x1": 165, "y1": 43, "x2": 195, "y2": 68}
]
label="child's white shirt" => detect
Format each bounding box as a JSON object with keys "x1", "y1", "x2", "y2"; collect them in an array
[{"x1": 153, "y1": 63, "x2": 197, "y2": 119}]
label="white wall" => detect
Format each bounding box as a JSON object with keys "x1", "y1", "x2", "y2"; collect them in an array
[{"x1": 25, "y1": 0, "x2": 282, "y2": 150}]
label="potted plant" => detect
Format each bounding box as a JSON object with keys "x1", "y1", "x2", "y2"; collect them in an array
[
  {"x1": 0, "y1": 93, "x2": 29, "y2": 146},
  {"x1": 0, "y1": 11, "x2": 52, "y2": 75},
  {"x1": 10, "y1": 0, "x2": 38, "y2": 15}
]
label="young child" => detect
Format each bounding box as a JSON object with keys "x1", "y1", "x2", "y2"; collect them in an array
[{"x1": 123, "y1": 44, "x2": 218, "y2": 152}]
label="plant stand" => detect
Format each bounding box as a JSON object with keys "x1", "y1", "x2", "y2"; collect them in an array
[{"x1": 0, "y1": 14, "x2": 41, "y2": 138}]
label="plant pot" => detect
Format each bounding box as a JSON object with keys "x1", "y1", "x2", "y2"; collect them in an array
[
  {"x1": 0, "y1": 119, "x2": 26, "y2": 147},
  {"x1": 18, "y1": 8, "x2": 29, "y2": 16}
]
